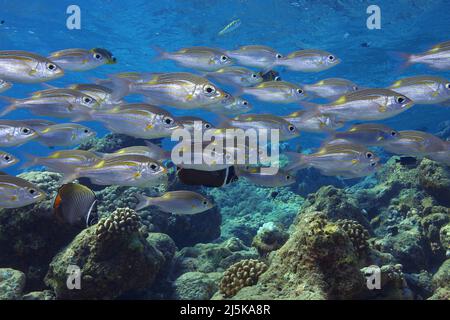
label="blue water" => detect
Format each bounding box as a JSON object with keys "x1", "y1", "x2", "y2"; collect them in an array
[{"x1": 0, "y1": 0, "x2": 449, "y2": 175}]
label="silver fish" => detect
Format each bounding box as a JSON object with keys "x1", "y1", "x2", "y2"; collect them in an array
[
  {"x1": 135, "y1": 190, "x2": 214, "y2": 214},
  {"x1": 156, "y1": 46, "x2": 233, "y2": 71},
  {"x1": 389, "y1": 75, "x2": 450, "y2": 105},
  {"x1": 283, "y1": 110, "x2": 345, "y2": 132},
  {"x1": 276, "y1": 49, "x2": 340, "y2": 72},
  {"x1": 242, "y1": 80, "x2": 306, "y2": 103},
  {"x1": 235, "y1": 166, "x2": 295, "y2": 187},
  {"x1": 303, "y1": 78, "x2": 359, "y2": 100},
  {"x1": 176, "y1": 116, "x2": 215, "y2": 133},
  {"x1": 33, "y1": 123, "x2": 96, "y2": 147},
  {"x1": 330, "y1": 124, "x2": 400, "y2": 146},
  {"x1": 205, "y1": 66, "x2": 263, "y2": 87},
  {"x1": 383, "y1": 130, "x2": 449, "y2": 156},
  {"x1": 0, "y1": 50, "x2": 64, "y2": 83},
  {"x1": 0, "y1": 174, "x2": 46, "y2": 208},
  {"x1": 206, "y1": 95, "x2": 252, "y2": 115},
  {"x1": 68, "y1": 84, "x2": 124, "y2": 106},
  {"x1": 26, "y1": 150, "x2": 102, "y2": 173},
  {"x1": 0, "y1": 120, "x2": 38, "y2": 147},
  {"x1": 93, "y1": 143, "x2": 170, "y2": 163},
  {"x1": 91, "y1": 103, "x2": 181, "y2": 139},
  {"x1": 402, "y1": 40, "x2": 450, "y2": 70},
  {"x1": 226, "y1": 45, "x2": 283, "y2": 70},
  {"x1": 0, "y1": 79, "x2": 12, "y2": 93},
  {"x1": 48, "y1": 48, "x2": 116, "y2": 71},
  {"x1": 60, "y1": 155, "x2": 168, "y2": 187}
]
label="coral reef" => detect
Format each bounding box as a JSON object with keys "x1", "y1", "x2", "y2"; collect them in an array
[
  {"x1": 336, "y1": 219, "x2": 370, "y2": 257},
  {"x1": 429, "y1": 259, "x2": 450, "y2": 300},
  {"x1": 95, "y1": 207, "x2": 141, "y2": 241},
  {"x1": 219, "y1": 259, "x2": 268, "y2": 298},
  {"x1": 207, "y1": 179, "x2": 303, "y2": 244},
  {"x1": 44, "y1": 208, "x2": 165, "y2": 299},
  {"x1": 172, "y1": 271, "x2": 222, "y2": 300},
  {"x1": 0, "y1": 268, "x2": 26, "y2": 300},
  {"x1": 251, "y1": 222, "x2": 289, "y2": 257}
]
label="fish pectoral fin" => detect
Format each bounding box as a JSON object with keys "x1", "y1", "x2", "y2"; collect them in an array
[
  {"x1": 351, "y1": 159, "x2": 359, "y2": 165},
  {"x1": 28, "y1": 69, "x2": 37, "y2": 75},
  {"x1": 10, "y1": 195, "x2": 18, "y2": 201},
  {"x1": 185, "y1": 94, "x2": 194, "y2": 101},
  {"x1": 145, "y1": 123, "x2": 154, "y2": 130},
  {"x1": 378, "y1": 105, "x2": 387, "y2": 113},
  {"x1": 133, "y1": 172, "x2": 142, "y2": 179}
]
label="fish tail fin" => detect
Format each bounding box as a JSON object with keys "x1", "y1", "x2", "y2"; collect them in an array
[
  {"x1": 388, "y1": 51, "x2": 412, "y2": 73},
  {"x1": 109, "y1": 77, "x2": 132, "y2": 99},
  {"x1": 0, "y1": 96, "x2": 18, "y2": 116},
  {"x1": 134, "y1": 193, "x2": 152, "y2": 211},
  {"x1": 152, "y1": 45, "x2": 170, "y2": 61},
  {"x1": 59, "y1": 169, "x2": 80, "y2": 185},
  {"x1": 283, "y1": 151, "x2": 308, "y2": 172},
  {"x1": 19, "y1": 152, "x2": 39, "y2": 169}
]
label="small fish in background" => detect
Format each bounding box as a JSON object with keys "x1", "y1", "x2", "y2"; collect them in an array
[
  {"x1": 305, "y1": 88, "x2": 414, "y2": 121},
  {"x1": 383, "y1": 130, "x2": 449, "y2": 156},
  {"x1": 176, "y1": 116, "x2": 215, "y2": 133},
  {"x1": 0, "y1": 150, "x2": 19, "y2": 168},
  {"x1": 206, "y1": 96, "x2": 252, "y2": 115},
  {"x1": 0, "y1": 79, "x2": 12, "y2": 93},
  {"x1": 226, "y1": 45, "x2": 284, "y2": 71},
  {"x1": 235, "y1": 166, "x2": 295, "y2": 187},
  {"x1": 398, "y1": 40, "x2": 450, "y2": 70},
  {"x1": 90, "y1": 103, "x2": 182, "y2": 139},
  {"x1": 303, "y1": 78, "x2": 360, "y2": 100},
  {"x1": 173, "y1": 142, "x2": 234, "y2": 172},
  {"x1": 0, "y1": 120, "x2": 38, "y2": 147},
  {"x1": 154, "y1": 46, "x2": 233, "y2": 71},
  {"x1": 134, "y1": 190, "x2": 214, "y2": 215},
  {"x1": 395, "y1": 156, "x2": 418, "y2": 168},
  {"x1": 0, "y1": 174, "x2": 46, "y2": 209},
  {"x1": 276, "y1": 49, "x2": 340, "y2": 72},
  {"x1": 329, "y1": 123, "x2": 400, "y2": 146},
  {"x1": 218, "y1": 19, "x2": 241, "y2": 36},
  {"x1": 241, "y1": 80, "x2": 306, "y2": 104},
  {"x1": 222, "y1": 113, "x2": 299, "y2": 141},
  {"x1": 282, "y1": 110, "x2": 345, "y2": 132},
  {"x1": 388, "y1": 75, "x2": 450, "y2": 105},
  {"x1": 48, "y1": 48, "x2": 116, "y2": 71},
  {"x1": 60, "y1": 155, "x2": 168, "y2": 187},
  {"x1": 53, "y1": 183, "x2": 98, "y2": 227},
  {"x1": 0, "y1": 88, "x2": 99, "y2": 119},
  {"x1": 93, "y1": 143, "x2": 170, "y2": 163},
  {"x1": 204, "y1": 66, "x2": 263, "y2": 87},
  {"x1": 284, "y1": 143, "x2": 380, "y2": 178},
  {"x1": 24, "y1": 150, "x2": 102, "y2": 173},
  {"x1": 32, "y1": 123, "x2": 97, "y2": 147},
  {"x1": 0, "y1": 50, "x2": 64, "y2": 83}
]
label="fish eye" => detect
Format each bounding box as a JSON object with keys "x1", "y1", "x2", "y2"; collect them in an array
[
  {"x1": 224, "y1": 93, "x2": 230, "y2": 99},
  {"x1": 446, "y1": 83, "x2": 450, "y2": 89},
  {"x1": 276, "y1": 53, "x2": 283, "y2": 59},
  {"x1": 243, "y1": 101, "x2": 248, "y2": 106},
  {"x1": 251, "y1": 74, "x2": 257, "y2": 78},
  {"x1": 46, "y1": 63, "x2": 56, "y2": 71},
  {"x1": 396, "y1": 96, "x2": 406, "y2": 104},
  {"x1": 274, "y1": 76, "x2": 281, "y2": 81},
  {"x1": 21, "y1": 127, "x2": 32, "y2": 135},
  {"x1": 93, "y1": 53, "x2": 103, "y2": 60},
  {"x1": 353, "y1": 86, "x2": 359, "y2": 91},
  {"x1": 220, "y1": 55, "x2": 228, "y2": 61},
  {"x1": 370, "y1": 162, "x2": 377, "y2": 167},
  {"x1": 286, "y1": 175, "x2": 291, "y2": 180},
  {"x1": 391, "y1": 130, "x2": 398, "y2": 137},
  {"x1": 164, "y1": 116, "x2": 174, "y2": 125},
  {"x1": 204, "y1": 85, "x2": 216, "y2": 95},
  {"x1": 28, "y1": 188, "x2": 36, "y2": 195},
  {"x1": 84, "y1": 129, "x2": 90, "y2": 133},
  {"x1": 328, "y1": 55, "x2": 335, "y2": 61},
  {"x1": 149, "y1": 163, "x2": 159, "y2": 170},
  {"x1": 297, "y1": 88, "x2": 303, "y2": 94},
  {"x1": 366, "y1": 152, "x2": 373, "y2": 159},
  {"x1": 288, "y1": 125, "x2": 296, "y2": 132},
  {"x1": 202, "y1": 200, "x2": 208, "y2": 206},
  {"x1": 204, "y1": 123, "x2": 211, "y2": 129},
  {"x1": 3, "y1": 154, "x2": 11, "y2": 161},
  {"x1": 83, "y1": 96, "x2": 93, "y2": 104}
]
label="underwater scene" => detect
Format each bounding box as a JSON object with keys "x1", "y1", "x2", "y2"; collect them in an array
[{"x1": 0, "y1": 0, "x2": 449, "y2": 302}]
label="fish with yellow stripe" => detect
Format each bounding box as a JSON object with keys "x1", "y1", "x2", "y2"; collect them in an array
[
  {"x1": 276, "y1": 49, "x2": 340, "y2": 72},
  {"x1": 48, "y1": 48, "x2": 116, "y2": 71},
  {"x1": 32, "y1": 123, "x2": 96, "y2": 147},
  {"x1": 0, "y1": 50, "x2": 64, "y2": 83},
  {"x1": 388, "y1": 75, "x2": 450, "y2": 105},
  {"x1": 24, "y1": 150, "x2": 102, "y2": 173},
  {"x1": 399, "y1": 40, "x2": 450, "y2": 70},
  {"x1": 282, "y1": 110, "x2": 345, "y2": 132},
  {"x1": 241, "y1": 80, "x2": 306, "y2": 103},
  {"x1": 328, "y1": 123, "x2": 400, "y2": 146},
  {"x1": 0, "y1": 174, "x2": 46, "y2": 209},
  {"x1": 60, "y1": 155, "x2": 168, "y2": 187},
  {"x1": 303, "y1": 78, "x2": 360, "y2": 100},
  {"x1": 90, "y1": 103, "x2": 181, "y2": 139},
  {"x1": 284, "y1": 143, "x2": 380, "y2": 178}
]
